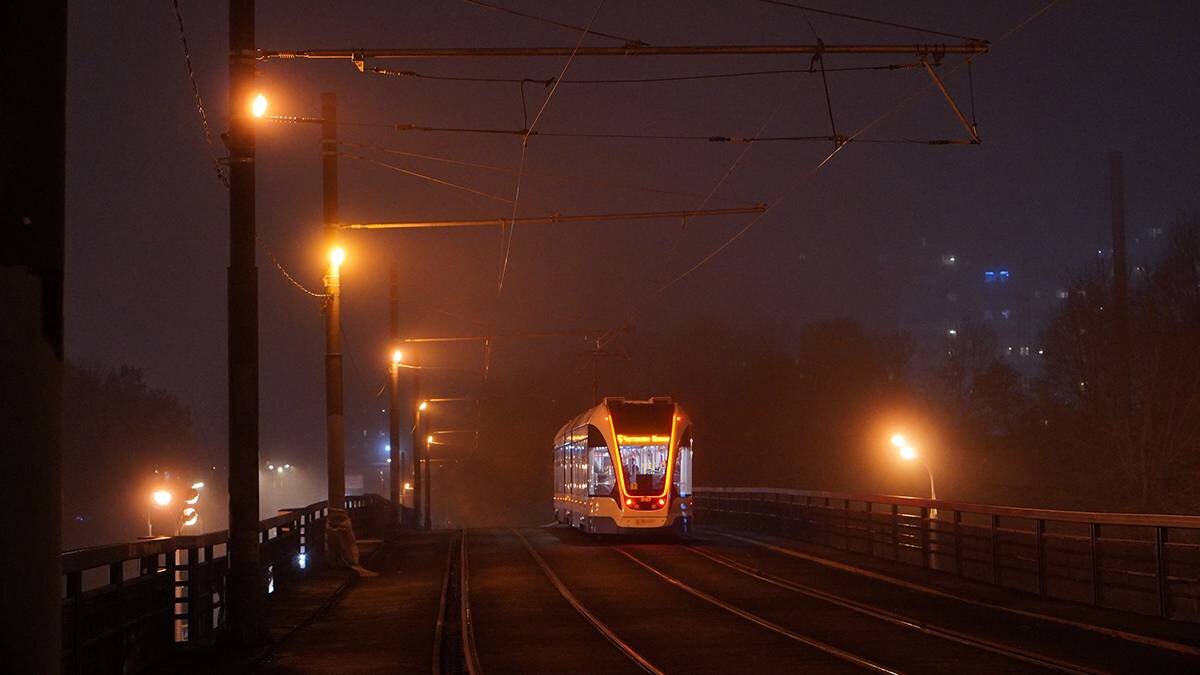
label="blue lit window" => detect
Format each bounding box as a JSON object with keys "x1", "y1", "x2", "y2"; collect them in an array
[
  {"x1": 999, "y1": 270, "x2": 1011, "y2": 281},
  {"x1": 984, "y1": 271, "x2": 996, "y2": 283}
]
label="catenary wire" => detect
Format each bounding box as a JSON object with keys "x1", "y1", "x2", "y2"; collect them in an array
[
  {"x1": 461, "y1": 0, "x2": 644, "y2": 46},
  {"x1": 337, "y1": 139, "x2": 759, "y2": 206},
  {"x1": 754, "y1": 0, "x2": 988, "y2": 43},
  {"x1": 598, "y1": 0, "x2": 1059, "y2": 347},
  {"x1": 171, "y1": 0, "x2": 229, "y2": 189},
  {"x1": 497, "y1": 0, "x2": 604, "y2": 297}
]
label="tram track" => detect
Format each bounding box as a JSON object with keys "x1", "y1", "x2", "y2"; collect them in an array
[
  {"x1": 513, "y1": 528, "x2": 665, "y2": 675},
  {"x1": 681, "y1": 544, "x2": 1103, "y2": 674},
  {"x1": 614, "y1": 546, "x2": 902, "y2": 674}
]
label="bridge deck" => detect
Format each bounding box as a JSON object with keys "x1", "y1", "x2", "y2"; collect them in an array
[{"x1": 166, "y1": 527, "x2": 1198, "y2": 673}]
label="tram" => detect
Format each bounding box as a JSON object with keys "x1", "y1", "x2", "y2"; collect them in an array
[{"x1": 552, "y1": 396, "x2": 693, "y2": 534}]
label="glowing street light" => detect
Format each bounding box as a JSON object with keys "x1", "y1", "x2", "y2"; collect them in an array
[
  {"x1": 329, "y1": 246, "x2": 346, "y2": 270},
  {"x1": 152, "y1": 490, "x2": 173, "y2": 507},
  {"x1": 251, "y1": 93, "x2": 269, "y2": 118},
  {"x1": 190, "y1": 481, "x2": 205, "y2": 490},
  {"x1": 391, "y1": 349, "x2": 403, "y2": 368},
  {"x1": 419, "y1": 400, "x2": 428, "y2": 411},
  {"x1": 147, "y1": 489, "x2": 174, "y2": 537},
  {"x1": 892, "y1": 434, "x2": 937, "y2": 504}
]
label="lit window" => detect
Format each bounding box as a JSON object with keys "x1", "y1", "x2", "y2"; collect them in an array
[
  {"x1": 941, "y1": 254, "x2": 957, "y2": 266},
  {"x1": 947, "y1": 328, "x2": 958, "y2": 338},
  {"x1": 1056, "y1": 289, "x2": 1069, "y2": 300}
]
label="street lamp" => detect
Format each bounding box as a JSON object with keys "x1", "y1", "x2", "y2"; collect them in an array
[
  {"x1": 251, "y1": 93, "x2": 268, "y2": 118},
  {"x1": 148, "y1": 489, "x2": 173, "y2": 537},
  {"x1": 893, "y1": 435, "x2": 937, "y2": 504},
  {"x1": 387, "y1": 348, "x2": 404, "y2": 519}
]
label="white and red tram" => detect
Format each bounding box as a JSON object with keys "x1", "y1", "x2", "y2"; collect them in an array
[{"x1": 553, "y1": 397, "x2": 693, "y2": 534}]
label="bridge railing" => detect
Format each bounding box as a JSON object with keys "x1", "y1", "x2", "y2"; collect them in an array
[
  {"x1": 60, "y1": 494, "x2": 385, "y2": 673},
  {"x1": 693, "y1": 487, "x2": 1200, "y2": 623}
]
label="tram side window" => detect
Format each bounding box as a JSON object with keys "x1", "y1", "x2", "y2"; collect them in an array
[
  {"x1": 674, "y1": 428, "x2": 693, "y2": 497},
  {"x1": 589, "y1": 445, "x2": 616, "y2": 496}
]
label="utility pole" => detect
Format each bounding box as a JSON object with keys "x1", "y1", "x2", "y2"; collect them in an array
[
  {"x1": 423, "y1": 429, "x2": 432, "y2": 530},
  {"x1": 321, "y1": 91, "x2": 359, "y2": 564},
  {"x1": 224, "y1": 0, "x2": 266, "y2": 645},
  {"x1": 1, "y1": 2, "x2": 65, "y2": 671},
  {"x1": 411, "y1": 372, "x2": 424, "y2": 529},
  {"x1": 388, "y1": 265, "x2": 403, "y2": 522}
]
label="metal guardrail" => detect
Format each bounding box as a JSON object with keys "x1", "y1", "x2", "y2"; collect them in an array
[
  {"x1": 694, "y1": 487, "x2": 1200, "y2": 623},
  {"x1": 60, "y1": 494, "x2": 384, "y2": 673}
]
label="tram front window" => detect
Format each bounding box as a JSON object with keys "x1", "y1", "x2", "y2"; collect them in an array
[{"x1": 617, "y1": 438, "x2": 669, "y2": 494}]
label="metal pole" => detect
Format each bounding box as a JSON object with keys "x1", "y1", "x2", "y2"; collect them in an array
[
  {"x1": 388, "y1": 365, "x2": 402, "y2": 509},
  {"x1": 259, "y1": 42, "x2": 991, "y2": 60},
  {"x1": 411, "y1": 372, "x2": 423, "y2": 529},
  {"x1": 423, "y1": 433, "x2": 432, "y2": 531},
  {"x1": 323, "y1": 91, "x2": 343, "y2": 515},
  {"x1": 224, "y1": 0, "x2": 266, "y2": 645}
]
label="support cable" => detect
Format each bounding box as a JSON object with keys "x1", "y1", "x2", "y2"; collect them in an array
[
  {"x1": 339, "y1": 152, "x2": 517, "y2": 206},
  {"x1": 497, "y1": 0, "x2": 604, "y2": 297},
  {"x1": 171, "y1": 0, "x2": 229, "y2": 189},
  {"x1": 256, "y1": 235, "x2": 326, "y2": 298}
]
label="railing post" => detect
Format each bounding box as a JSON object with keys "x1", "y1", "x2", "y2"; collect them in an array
[
  {"x1": 185, "y1": 546, "x2": 204, "y2": 643},
  {"x1": 891, "y1": 504, "x2": 899, "y2": 561},
  {"x1": 920, "y1": 507, "x2": 931, "y2": 567},
  {"x1": 110, "y1": 561, "x2": 125, "y2": 666},
  {"x1": 865, "y1": 501, "x2": 874, "y2": 556},
  {"x1": 1090, "y1": 523, "x2": 1102, "y2": 607},
  {"x1": 1035, "y1": 519, "x2": 1047, "y2": 596},
  {"x1": 953, "y1": 510, "x2": 963, "y2": 576},
  {"x1": 991, "y1": 514, "x2": 1001, "y2": 585},
  {"x1": 1156, "y1": 526, "x2": 1170, "y2": 618}
]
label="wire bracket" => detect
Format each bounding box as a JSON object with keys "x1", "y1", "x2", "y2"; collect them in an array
[{"x1": 921, "y1": 57, "x2": 980, "y2": 144}]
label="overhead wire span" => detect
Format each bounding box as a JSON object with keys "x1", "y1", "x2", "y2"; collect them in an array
[
  {"x1": 598, "y1": 0, "x2": 1060, "y2": 348},
  {"x1": 461, "y1": 0, "x2": 644, "y2": 46},
  {"x1": 497, "y1": 0, "x2": 605, "y2": 298},
  {"x1": 339, "y1": 152, "x2": 517, "y2": 206},
  {"x1": 753, "y1": 0, "x2": 988, "y2": 43},
  {"x1": 171, "y1": 0, "x2": 229, "y2": 189},
  {"x1": 337, "y1": 139, "x2": 761, "y2": 206},
  {"x1": 365, "y1": 62, "x2": 924, "y2": 86}
]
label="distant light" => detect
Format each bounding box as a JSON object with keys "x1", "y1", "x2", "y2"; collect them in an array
[
  {"x1": 419, "y1": 401, "x2": 428, "y2": 411},
  {"x1": 330, "y1": 246, "x2": 346, "y2": 268},
  {"x1": 284, "y1": 463, "x2": 290, "y2": 469},
  {"x1": 152, "y1": 490, "x2": 172, "y2": 507},
  {"x1": 182, "y1": 507, "x2": 197, "y2": 517},
  {"x1": 387, "y1": 458, "x2": 392, "y2": 463},
  {"x1": 899, "y1": 445, "x2": 918, "y2": 461},
  {"x1": 267, "y1": 463, "x2": 274, "y2": 470},
  {"x1": 391, "y1": 349, "x2": 403, "y2": 366},
  {"x1": 185, "y1": 493, "x2": 200, "y2": 505},
  {"x1": 191, "y1": 481, "x2": 205, "y2": 489},
  {"x1": 1038, "y1": 349, "x2": 1045, "y2": 355},
  {"x1": 426, "y1": 434, "x2": 434, "y2": 445},
  {"x1": 182, "y1": 512, "x2": 199, "y2": 528},
  {"x1": 947, "y1": 328, "x2": 958, "y2": 337},
  {"x1": 251, "y1": 93, "x2": 268, "y2": 118},
  {"x1": 890, "y1": 434, "x2": 907, "y2": 448},
  {"x1": 403, "y1": 482, "x2": 412, "y2": 491},
  {"x1": 298, "y1": 552, "x2": 308, "y2": 569},
  {"x1": 277, "y1": 467, "x2": 284, "y2": 474}
]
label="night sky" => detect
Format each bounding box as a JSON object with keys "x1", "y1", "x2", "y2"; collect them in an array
[{"x1": 65, "y1": 2, "x2": 1200, "y2": 503}]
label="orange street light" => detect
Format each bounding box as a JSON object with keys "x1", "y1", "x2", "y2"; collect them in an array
[
  {"x1": 419, "y1": 400, "x2": 428, "y2": 411},
  {"x1": 391, "y1": 349, "x2": 403, "y2": 368},
  {"x1": 329, "y1": 246, "x2": 346, "y2": 270},
  {"x1": 152, "y1": 490, "x2": 173, "y2": 507},
  {"x1": 251, "y1": 93, "x2": 269, "y2": 118}
]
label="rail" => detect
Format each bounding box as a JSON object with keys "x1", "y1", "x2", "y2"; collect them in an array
[
  {"x1": 60, "y1": 494, "x2": 387, "y2": 673},
  {"x1": 693, "y1": 487, "x2": 1200, "y2": 623}
]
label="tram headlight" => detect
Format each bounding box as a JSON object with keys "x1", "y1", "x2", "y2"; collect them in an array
[
  {"x1": 625, "y1": 498, "x2": 633, "y2": 506},
  {"x1": 657, "y1": 498, "x2": 666, "y2": 507}
]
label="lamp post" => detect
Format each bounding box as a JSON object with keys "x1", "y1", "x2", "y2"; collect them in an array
[
  {"x1": 892, "y1": 434, "x2": 937, "y2": 514},
  {"x1": 412, "y1": 395, "x2": 427, "y2": 529},
  {"x1": 424, "y1": 433, "x2": 434, "y2": 530},
  {"x1": 388, "y1": 349, "x2": 403, "y2": 520},
  {"x1": 148, "y1": 489, "x2": 173, "y2": 537}
]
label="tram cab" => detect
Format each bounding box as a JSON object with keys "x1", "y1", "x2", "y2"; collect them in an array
[{"x1": 553, "y1": 397, "x2": 693, "y2": 534}]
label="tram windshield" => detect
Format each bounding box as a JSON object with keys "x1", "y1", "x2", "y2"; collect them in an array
[
  {"x1": 610, "y1": 400, "x2": 676, "y2": 495},
  {"x1": 617, "y1": 438, "x2": 669, "y2": 494}
]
